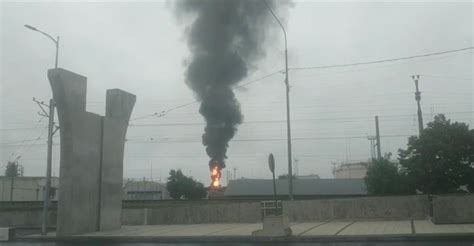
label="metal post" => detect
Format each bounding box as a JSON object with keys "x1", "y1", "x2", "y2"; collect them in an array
[
  {"x1": 375, "y1": 116, "x2": 382, "y2": 160},
  {"x1": 367, "y1": 136, "x2": 376, "y2": 160},
  {"x1": 41, "y1": 99, "x2": 54, "y2": 235},
  {"x1": 24, "y1": 25, "x2": 59, "y2": 235},
  {"x1": 263, "y1": 0, "x2": 293, "y2": 200},
  {"x1": 272, "y1": 169, "x2": 278, "y2": 215},
  {"x1": 55, "y1": 36, "x2": 59, "y2": 69},
  {"x1": 9, "y1": 177, "x2": 14, "y2": 201},
  {"x1": 285, "y1": 46, "x2": 294, "y2": 201},
  {"x1": 272, "y1": 170, "x2": 277, "y2": 198},
  {"x1": 412, "y1": 75, "x2": 423, "y2": 135}
]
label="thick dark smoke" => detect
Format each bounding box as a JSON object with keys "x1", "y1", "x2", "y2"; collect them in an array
[{"x1": 176, "y1": 0, "x2": 290, "y2": 169}]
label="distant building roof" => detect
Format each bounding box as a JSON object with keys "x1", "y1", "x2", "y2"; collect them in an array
[
  {"x1": 296, "y1": 174, "x2": 320, "y2": 179},
  {"x1": 224, "y1": 178, "x2": 367, "y2": 197},
  {"x1": 0, "y1": 176, "x2": 59, "y2": 181},
  {"x1": 123, "y1": 180, "x2": 166, "y2": 191},
  {"x1": 122, "y1": 180, "x2": 170, "y2": 200}
]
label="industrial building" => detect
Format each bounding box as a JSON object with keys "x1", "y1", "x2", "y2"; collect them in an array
[
  {"x1": 0, "y1": 176, "x2": 59, "y2": 201},
  {"x1": 122, "y1": 179, "x2": 170, "y2": 200},
  {"x1": 224, "y1": 178, "x2": 367, "y2": 199},
  {"x1": 332, "y1": 162, "x2": 370, "y2": 179}
]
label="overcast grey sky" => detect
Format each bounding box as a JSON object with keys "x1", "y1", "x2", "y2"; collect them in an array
[{"x1": 1, "y1": 0, "x2": 472, "y2": 185}]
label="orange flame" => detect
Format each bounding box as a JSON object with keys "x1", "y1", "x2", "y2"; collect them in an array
[{"x1": 210, "y1": 166, "x2": 221, "y2": 189}]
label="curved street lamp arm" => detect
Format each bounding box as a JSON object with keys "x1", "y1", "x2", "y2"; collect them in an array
[
  {"x1": 24, "y1": 24, "x2": 58, "y2": 44},
  {"x1": 36, "y1": 29, "x2": 58, "y2": 44},
  {"x1": 262, "y1": 0, "x2": 287, "y2": 46}
]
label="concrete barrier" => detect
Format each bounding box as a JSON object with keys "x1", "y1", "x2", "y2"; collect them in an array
[
  {"x1": 432, "y1": 194, "x2": 474, "y2": 224},
  {"x1": 0, "y1": 227, "x2": 15, "y2": 241},
  {"x1": 122, "y1": 208, "x2": 146, "y2": 225},
  {"x1": 283, "y1": 195, "x2": 430, "y2": 221},
  {"x1": 129, "y1": 201, "x2": 261, "y2": 225},
  {"x1": 0, "y1": 210, "x2": 56, "y2": 227},
  {"x1": 0, "y1": 195, "x2": 434, "y2": 227}
]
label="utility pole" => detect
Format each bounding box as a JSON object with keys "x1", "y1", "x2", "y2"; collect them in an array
[
  {"x1": 233, "y1": 167, "x2": 237, "y2": 180},
  {"x1": 367, "y1": 136, "x2": 376, "y2": 160},
  {"x1": 10, "y1": 177, "x2": 14, "y2": 201},
  {"x1": 375, "y1": 116, "x2": 382, "y2": 160},
  {"x1": 25, "y1": 24, "x2": 60, "y2": 236},
  {"x1": 43, "y1": 99, "x2": 55, "y2": 235},
  {"x1": 412, "y1": 75, "x2": 424, "y2": 135},
  {"x1": 263, "y1": 0, "x2": 293, "y2": 201},
  {"x1": 33, "y1": 98, "x2": 57, "y2": 235}
]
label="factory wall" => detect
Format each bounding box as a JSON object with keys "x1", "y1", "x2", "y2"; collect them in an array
[
  {"x1": 4, "y1": 195, "x2": 474, "y2": 227},
  {"x1": 282, "y1": 195, "x2": 430, "y2": 221},
  {"x1": 431, "y1": 194, "x2": 474, "y2": 224}
]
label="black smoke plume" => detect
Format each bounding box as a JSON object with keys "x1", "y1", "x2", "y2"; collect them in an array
[{"x1": 175, "y1": 0, "x2": 290, "y2": 169}]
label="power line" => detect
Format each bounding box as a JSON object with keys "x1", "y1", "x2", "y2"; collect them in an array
[
  {"x1": 420, "y1": 74, "x2": 472, "y2": 81},
  {"x1": 0, "y1": 126, "x2": 46, "y2": 131},
  {"x1": 236, "y1": 70, "x2": 283, "y2": 87},
  {"x1": 290, "y1": 47, "x2": 473, "y2": 71},
  {"x1": 1, "y1": 133, "x2": 415, "y2": 147},
  {"x1": 125, "y1": 134, "x2": 413, "y2": 144},
  {"x1": 5, "y1": 126, "x2": 47, "y2": 162},
  {"x1": 2, "y1": 111, "x2": 471, "y2": 146},
  {"x1": 1, "y1": 137, "x2": 47, "y2": 146},
  {"x1": 129, "y1": 71, "x2": 283, "y2": 122},
  {"x1": 128, "y1": 47, "x2": 472, "y2": 122},
  {"x1": 128, "y1": 111, "x2": 473, "y2": 127},
  {"x1": 4, "y1": 48, "x2": 472, "y2": 126},
  {"x1": 3, "y1": 153, "x2": 371, "y2": 161},
  {"x1": 11, "y1": 128, "x2": 49, "y2": 156},
  {"x1": 2, "y1": 113, "x2": 470, "y2": 147}
]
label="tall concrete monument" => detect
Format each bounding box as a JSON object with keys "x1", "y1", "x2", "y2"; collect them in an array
[{"x1": 48, "y1": 68, "x2": 136, "y2": 236}]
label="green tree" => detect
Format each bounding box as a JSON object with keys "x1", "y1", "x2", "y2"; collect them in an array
[
  {"x1": 398, "y1": 114, "x2": 474, "y2": 194},
  {"x1": 364, "y1": 158, "x2": 415, "y2": 195},
  {"x1": 4, "y1": 161, "x2": 18, "y2": 177},
  {"x1": 166, "y1": 169, "x2": 207, "y2": 200}
]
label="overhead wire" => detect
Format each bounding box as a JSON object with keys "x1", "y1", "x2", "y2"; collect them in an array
[
  {"x1": 129, "y1": 70, "x2": 283, "y2": 122},
  {"x1": 124, "y1": 134, "x2": 414, "y2": 144},
  {"x1": 128, "y1": 111, "x2": 473, "y2": 127},
  {"x1": 289, "y1": 47, "x2": 473, "y2": 71},
  {"x1": 2, "y1": 47, "x2": 472, "y2": 153},
  {"x1": 128, "y1": 47, "x2": 473, "y2": 122}
]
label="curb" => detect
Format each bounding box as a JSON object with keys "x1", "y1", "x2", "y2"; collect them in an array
[{"x1": 15, "y1": 233, "x2": 474, "y2": 243}]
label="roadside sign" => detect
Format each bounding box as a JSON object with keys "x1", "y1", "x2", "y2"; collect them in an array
[{"x1": 268, "y1": 153, "x2": 275, "y2": 173}]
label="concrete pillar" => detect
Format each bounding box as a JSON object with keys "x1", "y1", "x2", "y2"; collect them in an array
[
  {"x1": 99, "y1": 89, "x2": 136, "y2": 231},
  {"x1": 48, "y1": 68, "x2": 135, "y2": 236}
]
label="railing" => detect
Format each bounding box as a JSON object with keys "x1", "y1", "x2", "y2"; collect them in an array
[{"x1": 261, "y1": 200, "x2": 282, "y2": 218}]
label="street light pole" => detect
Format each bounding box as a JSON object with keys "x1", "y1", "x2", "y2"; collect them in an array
[
  {"x1": 263, "y1": 1, "x2": 293, "y2": 200},
  {"x1": 24, "y1": 25, "x2": 59, "y2": 68},
  {"x1": 55, "y1": 36, "x2": 60, "y2": 69},
  {"x1": 24, "y1": 24, "x2": 59, "y2": 235}
]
